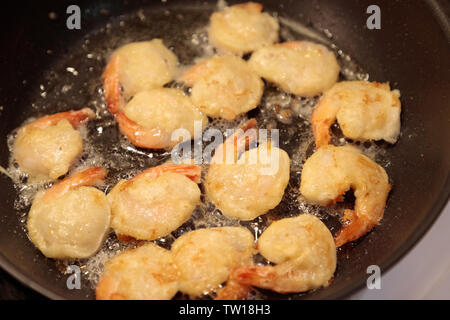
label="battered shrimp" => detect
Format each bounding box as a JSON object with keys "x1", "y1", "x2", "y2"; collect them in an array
[
  {"x1": 312, "y1": 81, "x2": 402, "y2": 148},
  {"x1": 171, "y1": 227, "x2": 255, "y2": 297},
  {"x1": 229, "y1": 214, "x2": 336, "y2": 294},
  {"x1": 300, "y1": 145, "x2": 391, "y2": 247},
  {"x1": 117, "y1": 88, "x2": 207, "y2": 149},
  {"x1": 13, "y1": 108, "x2": 95, "y2": 182},
  {"x1": 27, "y1": 167, "x2": 110, "y2": 259},
  {"x1": 248, "y1": 41, "x2": 340, "y2": 97},
  {"x1": 102, "y1": 41, "x2": 203, "y2": 149},
  {"x1": 103, "y1": 40, "x2": 178, "y2": 114},
  {"x1": 96, "y1": 243, "x2": 179, "y2": 300},
  {"x1": 182, "y1": 55, "x2": 264, "y2": 120},
  {"x1": 209, "y1": 2, "x2": 279, "y2": 55},
  {"x1": 205, "y1": 119, "x2": 290, "y2": 220},
  {"x1": 108, "y1": 163, "x2": 202, "y2": 241}
]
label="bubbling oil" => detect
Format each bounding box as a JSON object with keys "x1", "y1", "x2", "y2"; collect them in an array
[{"x1": 4, "y1": 3, "x2": 391, "y2": 299}]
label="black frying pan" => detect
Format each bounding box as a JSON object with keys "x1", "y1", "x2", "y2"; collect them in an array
[{"x1": 0, "y1": 0, "x2": 449, "y2": 300}]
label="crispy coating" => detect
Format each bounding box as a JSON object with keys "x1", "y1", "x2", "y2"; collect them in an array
[
  {"x1": 96, "y1": 243, "x2": 179, "y2": 300},
  {"x1": 13, "y1": 108, "x2": 94, "y2": 182},
  {"x1": 206, "y1": 142, "x2": 290, "y2": 220},
  {"x1": 27, "y1": 168, "x2": 110, "y2": 259},
  {"x1": 230, "y1": 214, "x2": 336, "y2": 293},
  {"x1": 209, "y1": 2, "x2": 279, "y2": 55},
  {"x1": 312, "y1": 81, "x2": 401, "y2": 148},
  {"x1": 171, "y1": 227, "x2": 255, "y2": 297},
  {"x1": 120, "y1": 88, "x2": 207, "y2": 149},
  {"x1": 300, "y1": 145, "x2": 391, "y2": 246},
  {"x1": 108, "y1": 168, "x2": 201, "y2": 241},
  {"x1": 183, "y1": 55, "x2": 263, "y2": 120},
  {"x1": 249, "y1": 41, "x2": 340, "y2": 97}
]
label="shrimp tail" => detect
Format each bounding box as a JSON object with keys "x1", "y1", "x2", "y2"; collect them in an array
[
  {"x1": 133, "y1": 164, "x2": 202, "y2": 184},
  {"x1": 212, "y1": 118, "x2": 258, "y2": 164},
  {"x1": 30, "y1": 108, "x2": 95, "y2": 130},
  {"x1": 310, "y1": 96, "x2": 339, "y2": 149},
  {"x1": 311, "y1": 120, "x2": 332, "y2": 149},
  {"x1": 231, "y1": 265, "x2": 276, "y2": 289},
  {"x1": 234, "y1": 118, "x2": 258, "y2": 158},
  {"x1": 102, "y1": 55, "x2": 123, "y2": 115},
  {"x1": 240, "y1": 118, "x2": 257, "y2": 132},
  {"x1": 182, "y1": 60, "x2": 209, "y2": 86},
  {"x1": 215, "y1": 280, "x2": 251, "y2": 300},
  {"x1": 116, "y1": 234, "x2": 137, "y2": 244},
  {"x1": 115, "y1": 111, "x2": 171, "y2": 149},
  {"x1": 43, "y1": 167, "x2": 107, "y2": 200},
  {"x1": 334, "y1": 209, "x2": 374, "y2": 247}
]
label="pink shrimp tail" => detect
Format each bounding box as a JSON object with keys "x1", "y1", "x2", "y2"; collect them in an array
[
  {"x1": 30, "y1": 108, "x2": 95, "y2": 129},
  {"x1": 212, "y1": 118, "x2": 258, "y2": 164},
  {"x1": 103, "y1": 57, "x2": 172, "y2": 150},
  {"x1": 232, "y1": 265, "x2": 276, "y2": 288},
  {"x1": 334, "y1": 209, "x2": 374, "y2": 247},
  {"x1": 240, "y1": 118, "x2": 258, "y2": 132},
  {"x1": 215, "y1": 280, "x2": 251, "y2": 300},
  {"x1": 115, "y1": 112, "x2": 172, "y2": 149},
  {"x1": 43, "y1": 167, "x2": 107, "y2": 200},
  {"x1": 133, "y1": 164, "x2": 202, "y2": 184},
  {"x1": 182, "y1": 59, "x2": 210, "y2": 86},
  {"x1": 311, "y1": 118, "x2": 332, "y2": 149}
]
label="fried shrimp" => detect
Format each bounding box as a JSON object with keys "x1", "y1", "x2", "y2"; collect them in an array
[
  {"x1": 108, "y1": 163, "x2": 202, "y2": 241},
  {"x1": 171, "y1": 227, "x2": 255, "y2": 297},
  {"x1": 13, "y1": 108, "x2": 95, "y2": 182},
  {"x1": 27, "y1": 167, "x2": 110, "y2": 259},
  {"x1": 229, "y1": 214, "x2": 336, "y2": 294},
  {"x1": 248, "y1": 41, "x2": 340, "y2": 97},
  {"x1": 103, "y1": 40, "x2": 178, "y2": 114},
  {"x1": 117, "y1": 88, "x2": 207, "y2": 149},
  {"x1": 182, "y1": 55, "x2": 264, "y2": 120},
  {"x1": 96, "y1": 243, "x2": 179, "y2": 300},
  {"x1": 300, "y1": 145, "x2": 391, "y2": 246},
  {"x1": 205, "y1": 119, "x2": 290, "y2": 220},
  {"x1": 312, "y1": 81, "x2": 402, "y2": 148},
  {"x1": 102, "y1": 41, "x2": 204, "y2": 149},
  {"x1": 209, "y1": 2, "x2": 279, "y2": 55}
]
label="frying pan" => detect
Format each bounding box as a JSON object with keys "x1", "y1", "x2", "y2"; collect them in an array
[{"x1": 0, "y1": 0, "x2": 449, "y2": 300}]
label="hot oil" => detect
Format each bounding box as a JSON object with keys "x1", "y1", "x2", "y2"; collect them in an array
[{"x1": 4, "y1": 3, "x2": 392, "y2": 299}]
